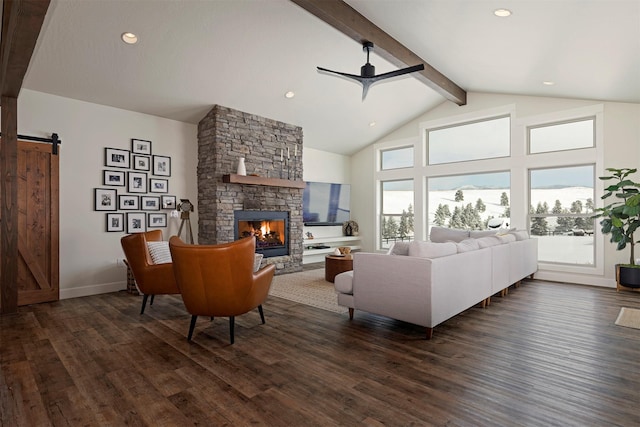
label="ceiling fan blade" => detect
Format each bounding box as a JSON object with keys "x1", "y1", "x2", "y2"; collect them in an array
[
  {"x1": 317, "y1": 66, "x2": 364, "y2": 83},
  {"x1": 369, "y1": 64, "x2": 425, "y2": 83}
]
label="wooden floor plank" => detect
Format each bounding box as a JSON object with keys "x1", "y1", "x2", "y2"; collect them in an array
[{"x1": 1, "y1": 280, "x2": 639, "y2": 426}]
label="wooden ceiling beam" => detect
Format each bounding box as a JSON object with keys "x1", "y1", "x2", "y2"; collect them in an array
[
  {"x1": 290, "y1": 0, "x2": 466, "y2": 105},
  {"x1": 1, "y1": 0, "x2": 50, "y2": 98}
]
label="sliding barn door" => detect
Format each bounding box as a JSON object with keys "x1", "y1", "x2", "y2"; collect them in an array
[{"x1": 14, "y1": 140, "x2": 59, "y2": 305}]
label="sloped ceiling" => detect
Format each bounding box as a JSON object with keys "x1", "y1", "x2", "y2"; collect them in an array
[{"x1": 23, "y1": 0, "x2": 640, "y2": 155}]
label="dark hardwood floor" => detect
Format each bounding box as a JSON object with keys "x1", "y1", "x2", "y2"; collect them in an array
[{"x1": 1, "y1": 278, "x2": 639, "y2": 426}]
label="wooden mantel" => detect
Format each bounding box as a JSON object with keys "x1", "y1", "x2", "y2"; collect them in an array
[{"x1": 222, "y1": 174, "x2": 306, "y2": 189}]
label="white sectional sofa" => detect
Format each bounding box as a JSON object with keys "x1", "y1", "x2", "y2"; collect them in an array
[{"x1": 334, "y1": 227, "x2": 537, "y2": 339}]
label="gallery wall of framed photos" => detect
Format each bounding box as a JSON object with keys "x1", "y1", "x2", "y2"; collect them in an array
[{"x1": 95, "y1": 138, "x2": 176, "y2": 233}]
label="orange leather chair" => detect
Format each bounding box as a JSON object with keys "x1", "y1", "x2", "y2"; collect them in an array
[
  {"x1": 121, "y1": 230, "x2": 180, "y2": 314},
  {"x1": 169, "y1": 236, "x2": 275, "y2": 344}
]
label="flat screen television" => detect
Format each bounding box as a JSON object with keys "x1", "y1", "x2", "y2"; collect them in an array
[{"x1": 303, "y1": 181, "x2": 351, "y2": 226}]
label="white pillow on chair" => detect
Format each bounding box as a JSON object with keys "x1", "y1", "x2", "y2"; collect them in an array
[
  {"x1": 253, "y1": 254, "x2": 264, "y2": 272},
  {"x1": 147, "y1": 241, "x2": 172, "y2": 264}
]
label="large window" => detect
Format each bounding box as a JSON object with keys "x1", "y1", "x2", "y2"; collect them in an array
[
  {"x1": 427, "y1": 115, "x2": 510, "y2": 165},
  {"x1": 529, "y1": 165, "x2": 595, "y2": 265},
  {"x1": 380, "y1": 180, "x2": 414, "y2": 249},
  {"x1": 529, "y1": 118, "x2": 594, "y2": 154},
  {"x1": 428, "y1": 172, "x2": 510, "y2": 234}
]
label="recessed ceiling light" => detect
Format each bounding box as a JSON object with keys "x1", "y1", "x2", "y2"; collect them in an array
[
  {"x1": 284, "y1": 91, "x2": 295, "y2": 99},
  {"x1": 369, "y1": 121, "x2": 376, "y2": 127},
  {"x1": 494, "y1": 9, "x2": 512, "y2": 17},
  {"x1": 543, "y1": 81, "x2": 555, "y2": 86},
  {"x1": 121, "y1": 32, "x2": 138, "y2": 44}
]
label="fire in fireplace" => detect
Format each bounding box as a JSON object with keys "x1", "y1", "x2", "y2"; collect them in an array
[{"x1": 234, "y1": 211, "x2": 289, "y2": 257}]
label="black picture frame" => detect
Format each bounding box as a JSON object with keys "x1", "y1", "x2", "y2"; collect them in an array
[
  {"x1": 106, "y1": 213, "x2": 124, "y2": 232},
  {"x1": 132, "y1": 155, "x2": 151, "y2": 171},
  {"x1": 148, "y1": 213, "x2": 167, "y2": 228},
  {"x1": 119, "y1": 195, "x2": 139, "y2": 210},
  {"x1": 141, "y1": 196, "x2": 160, "y2": 211},
  {"x1": 149, "y1": 178, "x2": 168, "y2": 193},
  {"x1": 152, "y1": 155, "x2": 171, "y2": 176},
  {"x1": 103, "y1": 170, "x2": 125, "y2": 187},
  {"x1": 94, "y1": 188, "x2": 117, "y2": 211},
  {"x1": 161, "y1": 195, "x2": 176, "y2": 209},
  {"x1": 131, "y1": 138, "x2": 152, "y2": 155},
  {"x1": 127, "y1": 212, "x2": 147, "y2": 233},
  {"x1": 128, "y1": 171, "x2": 148, "y2": 193},
  {"x1": 104, "y1": 147, "x2": 130, "y2": 169}
]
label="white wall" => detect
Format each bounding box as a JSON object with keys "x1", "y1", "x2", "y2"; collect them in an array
[
  {"x1": 352, "y1": 91, "x2": 640, "y2": 287},
  {"x1": 14, "y1": 90, "x2": 198, "y2": 298}
]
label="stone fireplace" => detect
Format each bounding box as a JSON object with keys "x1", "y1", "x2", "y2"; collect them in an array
[{"x1": 197, "y1": 105, "x2": 303, "y2": 274}]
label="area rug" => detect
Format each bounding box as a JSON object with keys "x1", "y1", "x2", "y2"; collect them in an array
[
  {"x1": 614, "y1": 307, "x2": 640, "y2": 330},
  {"x1": 268, "y1": 268, "x2": 347, "y2": 314}
]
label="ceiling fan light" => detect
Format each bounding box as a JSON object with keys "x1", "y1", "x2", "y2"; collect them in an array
[{"x1": 284, "y1": 91, "x2": 295, "y2": 99}]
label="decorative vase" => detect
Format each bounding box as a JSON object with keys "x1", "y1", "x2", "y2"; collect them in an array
[
  {"x1": 345, "y1": 223, "x2": 353, "y2": 236},
  {"x1": 237, "y1": 157, "x2": 246, "y2": 176}
]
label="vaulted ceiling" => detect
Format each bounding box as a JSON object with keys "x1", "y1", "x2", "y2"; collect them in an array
[{"x1": 22, "y1": 0, "x2": 640, "y2": 155}]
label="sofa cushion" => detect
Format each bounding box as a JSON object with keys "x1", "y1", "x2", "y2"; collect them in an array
[
  {"x1": 334, "y1": 271, "x2": 354, "y2": 294},
  {"x1": 476, "y1": 236, "x2": 503, "y2": 248},
  {"x1": 386, "y1": 241, "x2": 410, "y2": 256},
  {"x1": 456, "y1": 238, "x2": 480, "y2": 253},
  {"x1": 147, "y1": 241, "x2": 172, "y2": 264},
  {"x1": 408, "y1": 241, "x2": 457, "y2": 259},
  {"x1": 429, "y1": 226, "x2": 469, "y2": 243},
  {"x1": 509, "y1": 230, "x2": 530, "y2": 241},
  {"x1": 470, "y1": 229, "x2": 498, "y2": 239}
]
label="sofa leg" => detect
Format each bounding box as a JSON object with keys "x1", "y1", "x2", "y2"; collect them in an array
[
  {"x1": 486, "y1": 297, "x2": 491, "y2": 306},
  {"x1": 348, "y1": 308, "x2": 354, "y2": 320},
  {"x1": 425, "y1": 328, "x2": 433, "y2": 340},
  {"x1": 481, "y1": 299, "x2": 486, "y2": 308},
  {"x1": 500, "y1": 289, "x2": 506, "y2": 297}
]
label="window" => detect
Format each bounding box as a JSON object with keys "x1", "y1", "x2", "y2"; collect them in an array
[
  {"x1": 529, "y1": 118, "x2": 594, "y2": 154},
  {"x1": 427, "y1": 115, "x2": 510, "y2": 165},
  {"x1": 381, "y1": 146, "x2": 413, "y2": 170},
  {"x1": 529, "y1": 165, "x2": 595, "y2": 265},
  {"x1": 380, "y1": 180, "x2": 414, "y2": 249},
  {"x1": 428, "y1": 172, "x2": 510, "y2": 233}
]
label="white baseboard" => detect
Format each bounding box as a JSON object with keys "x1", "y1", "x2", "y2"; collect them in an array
[
  {"x1": 533, "y1": 271, "x2": 616, "y2": 288},
  {"x1": 60, "y1": 281, "x2": 127, "y2": 300}
]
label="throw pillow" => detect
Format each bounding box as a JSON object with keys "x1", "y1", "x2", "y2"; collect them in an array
[
  {"x1": 429, "y1": 226, "x2": 470, "y2": 243},
  {"x1": 147, "y1": 241, "x2": 172, "y2": 264},
  {"x1": 496, "y1": 234, "x2": 517, "y2": 244},
  {"x1": 253, "y1": 253, "x2": 264, "y2": 272},
  {"x1": 456, "y1": 238, "x2": 480, "y2": 253},
  {"x1": 509, "y1": 230, "x2": 530, "y2": 241},
  {"x1": 470, "y1": 229, "x2": 498, "y2": 239},
  {"x1": 476, "y1": 236, "x2": 502, "y2": 248},
  {"x1": 408, "y1": 241, "x2": 457, "y2": 259},
  {"x1": 387, "y1": 241, "x2": 410, "y2": 256}
]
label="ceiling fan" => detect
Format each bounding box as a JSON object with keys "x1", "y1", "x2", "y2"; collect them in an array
[{"x1": 318, "y1": 41, "x2": 425, "y2": 101}]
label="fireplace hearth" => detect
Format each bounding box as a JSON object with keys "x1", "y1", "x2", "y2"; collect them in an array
[{"x1": 234, "y1": 210, "x2": 289, "y2": 258}]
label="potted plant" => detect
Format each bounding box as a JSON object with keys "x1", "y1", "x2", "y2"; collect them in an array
[{"x1": 592, "y1": 167, "x2": 640, "y2": 289}]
